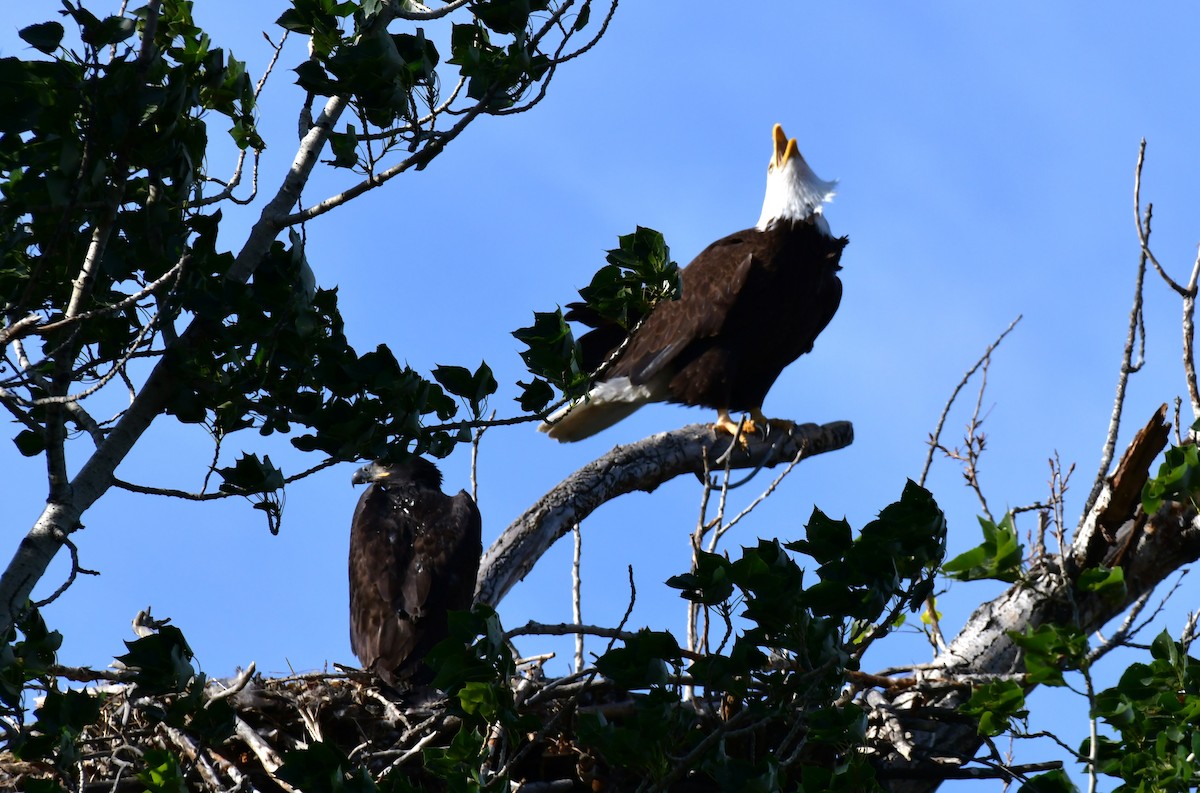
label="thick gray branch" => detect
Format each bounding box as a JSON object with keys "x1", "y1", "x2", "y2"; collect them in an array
[{"x1": 474, "y1": 419, "x2": 854, "y2": 607}]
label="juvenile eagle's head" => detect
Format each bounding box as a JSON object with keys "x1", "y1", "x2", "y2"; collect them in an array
[
  {"x1": 755, "y1": 123, "x2": 837, "y2": 234},
  {"x1": 351, "y1": 458, "x2": 444, "y2": 490}
]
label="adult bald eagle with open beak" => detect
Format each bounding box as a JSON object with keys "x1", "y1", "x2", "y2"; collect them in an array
[
  {"x1": 541, "y1": 124, "x2": 846, "y2": 441},
  {"x1": 348, "y1": 458, "x2": 481, "y2": 687}
]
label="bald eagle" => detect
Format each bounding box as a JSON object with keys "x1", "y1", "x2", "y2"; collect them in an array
[
  {"x1": 349, "y1": 458, "x2": 482, "y2": 686},
  {"x1": 541, "y1": 124, "x2": 846, "y2": 442}
]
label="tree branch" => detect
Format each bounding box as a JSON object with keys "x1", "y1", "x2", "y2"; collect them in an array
[
  {"x1": 872, "y1": 405, "x2": 1200, "y2": 792},
  {"x1": 474, "y1": 419, "x2": 854, "y2": 607}
]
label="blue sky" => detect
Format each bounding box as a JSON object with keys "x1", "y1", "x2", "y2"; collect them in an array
[{"x1": 5, "y1": 1, "x2": 1200, "y2": 784}]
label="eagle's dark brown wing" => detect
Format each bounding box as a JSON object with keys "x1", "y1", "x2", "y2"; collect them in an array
[
  {"x1": 349, "y1": 462, "x2": 482, "y2": 687},
  {"x1": 609, "y1": 220, "x2": 844, "y2": 411},
  {"x1": 609, "y1": 232, "x2": 755, "y2": 386}
]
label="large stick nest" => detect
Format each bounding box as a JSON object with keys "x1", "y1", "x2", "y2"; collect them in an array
[{"x1": 0, "y1": 665, "x2": 639, "y2": 792}]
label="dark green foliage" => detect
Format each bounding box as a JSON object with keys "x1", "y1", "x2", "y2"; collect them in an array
[
  {"x1": 0, "y1": 609, "x2": 62, "y2": 716},
  {"x1": 1083, "y1": 630, "x2": 1200, "y2": 792},
  {"x1": 278, "y1": 741, "x2": 378, "y2": 793},
  {"x1": 12, "y1": 688, "x2": 103, "y2": 769},
  {"x1": 512, "y1": 308, "x2": 586, "y2": 401},
  {"x1": 943, "y1": 511, "x2": 1024, "y2": 583},
  {"x1": 138, "y1": 749, "x2": 187, "y2": 793},
  {"x1": 576, "y1": 226, "x2": 680, "y2": 332},
  {"x1": 786, "y1": 479, "x2": 947, "y2": 623},
  {"x1": 1009, "y1": 624, "x2": 1089, "y2": 687},
  {"x1": 960, "y1": 679, "x2": 1027, "y2": 737},
  {"x1": 433, "y1": 361, "x2": 498, "y2": 420},
  {"x1": 513, "y1": 226, "x2": 678, "y2": 412},
  {"x1": 18, "y1": 22, "x2": 65, "y2": 54},
  {"x1": 447, "y1": 23, "x2": 548, "y2": 107},
  {"x1": 1017, "y1": 770, "x2": 1081, "y2": 793},
  {"x1": 4, "y1": 615, "x2": 241, "y2": 789},
  {"x1": 624, "y1": 482, "x2": 946, "y2": 787},
  {"x1": 1143, "y1": 428, "x2": 1200, "y2": 513},
  {"x1": 1077, "y1": 565, "x2": 1126, "y2": 603},
  {"x1": 1, "y1": 610, "x2": 100, "y2": 776},
  {"x1": 4, "y1": 0, "x2": 596, "y2": 538},
  {"x1": 593, "y1": 630, "x2": 683, "y2": 688},
  {"x1": 115, "y1": 625, "x2": 196, "y2": 696}
]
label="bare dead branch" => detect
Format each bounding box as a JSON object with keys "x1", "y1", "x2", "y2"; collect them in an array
[
  {"x1": 1082, "y1": 141, "x2": 1159, "y2": 522},
  {"x1": 919, "y1": 315, "x2": 1021, "y2": 487},
  {"x1": 1181, "y1": 245, "x2": 1200, "y2": 420},
  {"x1": 29, "y1": 533, "x2": 98, "y2": 609},
  {"x1": 393, "y1": 0, "x2": 471, "y2": 20},
  {"x1": 571, "y1": 523, "x2": 584, "y2": 673}
]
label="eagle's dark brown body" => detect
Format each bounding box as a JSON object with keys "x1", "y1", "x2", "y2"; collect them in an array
[
  {"x1": 541, "y1": 124, "x2": 846, "y2": 442},
  {"x1": 607, "y1": 219, "x2": 845, "y2": 412},
  {"x1": 349, "y1": 458, "x2": 481, "y2": 686}
]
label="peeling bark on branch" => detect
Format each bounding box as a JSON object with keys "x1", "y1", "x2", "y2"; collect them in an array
[
  {"x1": 872, "y1": 405, "x2": 1200, "y2": 792},
  {"x1": 475, "y1": 419, "x2": 854, "y2": 607}
]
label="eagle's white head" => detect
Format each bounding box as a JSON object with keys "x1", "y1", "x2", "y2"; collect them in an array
[{"x1": 755, "y1": 124, "x2": 837, "y2": 235}]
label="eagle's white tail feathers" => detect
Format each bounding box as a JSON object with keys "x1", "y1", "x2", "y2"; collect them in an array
[{"x1": 539, "y1": 377, "x2": 659, "y2": 442}]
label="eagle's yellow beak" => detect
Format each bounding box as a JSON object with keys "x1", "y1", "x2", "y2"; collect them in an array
[
  {"x1": 770, "y1": 123, "x2": 800, "y2": 170},
  {"x1": 351, "y1": 462, "x2": 390, "y2": 485}
]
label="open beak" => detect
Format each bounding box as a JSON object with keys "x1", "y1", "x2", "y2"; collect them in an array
[{"x1": 770, "y1": 123, "x2": 800, "y2": 170}]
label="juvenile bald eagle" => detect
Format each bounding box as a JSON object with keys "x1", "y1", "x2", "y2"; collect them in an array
[
  {"x1": 541, "y1": 124, "x2": 846, "y2": 441},
  {"x1": 349, "y1": 458, "x2": 482, "y2": 686}
]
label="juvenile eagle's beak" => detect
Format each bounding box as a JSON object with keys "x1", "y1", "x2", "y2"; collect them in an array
[
  {"x1": 351, "y1": 462, "x2": 388, "y2": 486},
  {"x1": 770, "y1": 123, "x2": 801, "y2": 170}
]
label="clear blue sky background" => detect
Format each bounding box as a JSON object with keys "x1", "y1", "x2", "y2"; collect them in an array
[{"x1": 4, "y1": 1, "x2": 1200, "y2": 786}]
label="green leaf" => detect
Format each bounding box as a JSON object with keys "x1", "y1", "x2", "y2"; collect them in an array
[
  {"x1": 1017, "y1": 770, "x2": 1080, "y2": 793},
  {"x1": 277, "y1": 741, "x2": 375, "y2": 793},
  {"x1": 293, "y1": 59, "x2": 338, "y2": 95},
  {"x1": 114, "y1": 626, "x2": 195, "y2": 696},
  {"x1": 787, "y1": 508, "x2": 853, "y2": 564},
  {"x1": 959, "y1": 679, "x2": 1026, "y2": 736},
  {"x1": 515, "y1": 378, "x2": 554, "y2": 412},
  {"x1": 138, "y1": 749, "x2": 186, "y2": 793},
  {"x1": 1009, "y1": 624, "x2": 1088, "y2": 686},
  {"x1": 217, "y1": 454, "x2": 284, "y2": 495},
  {"x1": 19, "y1": 22, "x2": 65, "y2": 54},
  {"x1": 943, "y1": 512, "x2": 1023, "y2": 583},
  {"x1": 1077, "y1": 565, "x2": 1126, "y2": 602},
  {"x1": 13, "y1": 429, "x2": 45, "y2": 457},
  {"x1": 512, "y1": 309, "x2": 586, "y2": 395},
  {"x1": 432, "y1": 365, "x2": 475, "y2": 399},
  {"x1": 593, "y1": 630, "x2": 681, "y2": 689},
  {"x1": 328, "y1": 125, "x2": 358, "y2": 168},
  {"x1": 572, "y1": 4, "x2": 591, "y2": 31},
  {"x1": 1143, "y1": 442, "x2": 1200, "y2": 513}
]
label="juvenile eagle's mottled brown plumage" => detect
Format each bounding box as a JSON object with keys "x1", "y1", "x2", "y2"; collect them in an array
[{"x1": 349, "y1": 458, "x2": 481, "y2": 686}]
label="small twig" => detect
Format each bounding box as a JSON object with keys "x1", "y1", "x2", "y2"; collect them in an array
[
  {"x1": 710, "y1": 438, "x2": 808, "y2": 547},
  {"x1": 572, "y1": 523, "x2": 584, "y2": 674},
  {"x1": 471, "y1": 409, "x2": 496, "y2": 503},
  {"x1": 234, "y1": 715, "x2": 298, "y2": 792},
  {"x1": 1181, "y1": 609, "x2": 1200, "y2": 652},
  {"x1": 30, "y1": 533, "x2": 99, "y2": 609},
  {"x1": 920, "y1": 316, "x2": 1021, "y2": 487},
  {"x1": 1084, "y1": 141, "x2": 1153, "y2": 520},
  {"x1": 112, "y1": 458, "x2": 336, "y2": 500},
  {"x1": 206, "y1": 662, "x2": 256, "y2": 707}
]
